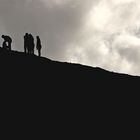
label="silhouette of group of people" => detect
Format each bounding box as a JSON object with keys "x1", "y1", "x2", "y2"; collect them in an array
[
  {"x1": 24, "y1": 33, "x2": 42, "y2": 56},
  {"x1": 1, "y1": 33, "x2": 42, "y2": 57}
]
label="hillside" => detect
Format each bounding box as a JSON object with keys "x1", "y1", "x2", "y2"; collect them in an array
[
  {"x1": 0, "y1": 47, "x2": 140, "y2": 93},
  {"x1": 0, "y1": 47, "x2": 139, "y2": 136}
]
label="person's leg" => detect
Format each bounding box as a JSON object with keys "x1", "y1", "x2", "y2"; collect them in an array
[
  {"x1": 2, "y1": 42, "x2": 4, "y2": 48},
  {"x1": 27, "y1": 47, "x2": 30, "y2": 54},
  {"x1": 39, "y1": 49, "x2": 41, "y2": 57},
  {"x1": 32, "y1": 46, "x2": 34, "y2": 54},
  {"x1": 9, "y1": 41, "x2": 11, "y2": 50},
  {"x1": 24, "y1": 45, "x2": 27, "y2": 53},
  {"x1": 2, "y1": 41, "x2": 6, "y2": 49}
]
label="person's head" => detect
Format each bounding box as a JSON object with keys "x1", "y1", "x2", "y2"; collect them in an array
[
  {"x1": 29, "y1": 33, "x2": 33, "y2": 37},
  {"x1": 1, "y1": 35, "x2": 5, "y2": 38}
]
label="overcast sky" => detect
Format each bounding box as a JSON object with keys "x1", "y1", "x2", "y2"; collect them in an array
[{"x1": 1, "y1": 0, "x2": 140, "y2": 76}]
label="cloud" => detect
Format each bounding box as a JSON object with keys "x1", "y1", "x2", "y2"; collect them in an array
[
  {"x1": 0, "y1": 0, "x2": 96, "y2": 59},
  {"x1": 0, "y1": 0, "x2": 140, "y2": 76},
  {"x1": 65, "y1": 0, "x2": 140, "y2": 75}
]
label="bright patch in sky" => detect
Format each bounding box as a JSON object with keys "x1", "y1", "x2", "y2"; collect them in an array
[{"x1": 66, "y1": 0, "x2": 140, "y2": 75}]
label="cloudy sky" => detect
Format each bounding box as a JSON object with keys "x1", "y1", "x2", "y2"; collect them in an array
[{"x1": 1, "y1": 0, "x2": 140, "y2": 76}]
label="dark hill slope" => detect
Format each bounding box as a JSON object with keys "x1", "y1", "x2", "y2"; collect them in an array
[
  {"x1": 0, "y1": 48, "x2": 139, "y2": 137},
  {"x1": 0, "y1": 47, "x2": 139, "y2": 93},
  {"x1": 0, "y1": 47, "x2": 140, "y2": 106}
]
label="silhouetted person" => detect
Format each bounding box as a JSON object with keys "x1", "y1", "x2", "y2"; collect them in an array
[
  {"x1": 36, "y1": 36, "x2": 42, "y2": 57},
  {"x1": 28, "y1": 34, "x2": 35, "y2": 54},
  {"x1": 1, "y1": 35, "x2": 12, "y2": 50},
  {"x1": 24, "y1": 33, "x2": 29, "y2": 53}
]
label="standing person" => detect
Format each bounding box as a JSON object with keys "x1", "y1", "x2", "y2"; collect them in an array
[
  {"x1": 1, "y1": 35, "x2": 12, "y2": 50},
  {"x1": 36, "y1": 36, "x2": 42, "y2": 57},
  {"x1": 24, "y1": 33, "x2": 29, "y2": 53},
  {"x1": 28, "y1": 34, "x2": 35, "y2": 54}
]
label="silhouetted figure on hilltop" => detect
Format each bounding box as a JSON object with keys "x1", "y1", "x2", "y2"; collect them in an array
[
  {"x1": 24, "y1": 33, "x2": 29, "y2": 53},
  {"x1": 1, "y1": 35, "x2": 12, "y2": 51},
  {"x1": 36, "y1": 36, "x2": 42, "y2": 57},
  {"x1": 24, "y1": 33, "x2": 35, "y2": 54},
  {"x1": 28, "y1": 34, "x2": 35, "y2": 54}
]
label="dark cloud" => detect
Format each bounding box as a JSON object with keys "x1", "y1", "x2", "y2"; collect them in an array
[{"x1": 0, "y1": 0, "x2": 96, "y2": 60}]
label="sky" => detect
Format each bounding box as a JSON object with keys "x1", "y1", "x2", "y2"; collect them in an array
[{"x1": 1, "y1": 0, "x2": 140, "y2": 76}]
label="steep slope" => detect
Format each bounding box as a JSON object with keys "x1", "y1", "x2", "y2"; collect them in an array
[
  {"x1": 0, "y1": 47, "x2": 140, "y2": 94},
  {"x1": 0, "y1": 48, "x2": 139, "y2": 137}
]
